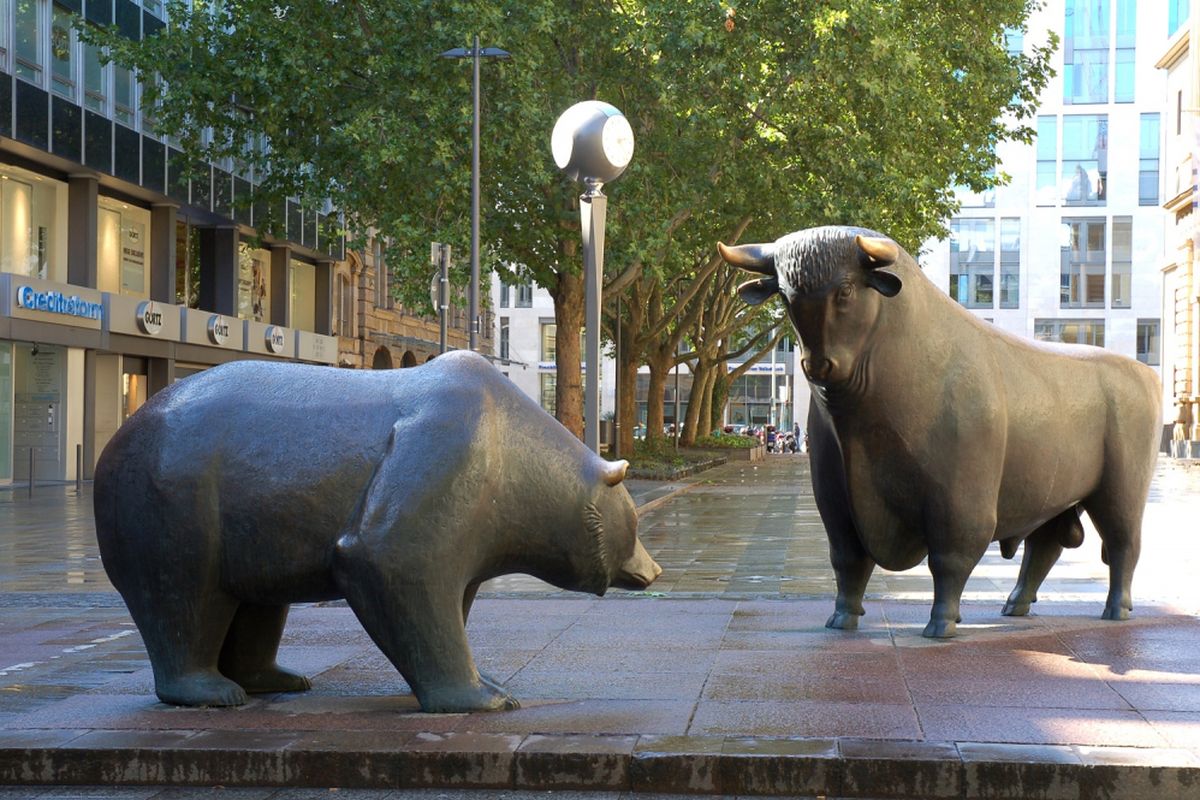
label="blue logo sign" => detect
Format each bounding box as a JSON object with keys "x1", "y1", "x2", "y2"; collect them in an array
[{"x1": 16, "y1": 286, "x2": 103, "y2": 321}]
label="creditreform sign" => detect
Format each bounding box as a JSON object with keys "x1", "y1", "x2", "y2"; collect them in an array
[{"x1": 0, "y1": 275, "x2": 105, "y2": 331}]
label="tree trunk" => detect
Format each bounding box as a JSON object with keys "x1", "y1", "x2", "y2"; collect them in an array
[
  {"x1": 552, "y1": 270, "x2": 585, "y2": 439},
  {"x1": 696, "y1": 366, "x2": 717, "y2": 440},
  {"x1": 680, "y1": 359, "x2": 708, "y2": 447},
  {"x1": 644, "y1": 349, "x2": 671, "y2": 447},
  {"x1": 710, "y1": 366, "x2": 729, "y2": 432}
]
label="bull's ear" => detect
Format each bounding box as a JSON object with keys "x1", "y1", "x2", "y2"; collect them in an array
[
  {"x1": 737, "y1": 277, "x2": 779, "y2": 306},
  {"x1": 718, "y1": 241, "x2": 777, "y2": 276},
  {"x1": 864, "y1": 270, "x2": 902, "y2": 297},
  {"x1": 855, "y1": 234, "x2": 899, "y2": 268}
]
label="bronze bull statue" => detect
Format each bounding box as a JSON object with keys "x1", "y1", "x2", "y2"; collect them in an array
[
  {"x1": 94, "y1": 350, "x2": 661, "y2": 712},
  {"x1": 720, "y1": 225, "x2": 1161, "y2": 638}
]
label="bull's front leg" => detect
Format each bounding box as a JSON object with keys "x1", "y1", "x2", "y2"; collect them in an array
[
  {"x1": 826, "y1": 529, "x2": 875, "y2": 631},
  {"x1": 924, "y1": 524, "x2": 994, "y2": 639}
]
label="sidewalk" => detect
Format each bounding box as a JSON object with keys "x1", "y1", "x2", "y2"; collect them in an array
[{"x1": 1, "y1": 456, "x2": 1199, "y2": 797}]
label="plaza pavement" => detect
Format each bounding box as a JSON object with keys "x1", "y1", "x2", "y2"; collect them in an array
[{"x1": 0, "y1": 455, "x2": 1199, "y2": 798}]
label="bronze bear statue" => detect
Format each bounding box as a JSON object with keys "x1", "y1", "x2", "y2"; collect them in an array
[{"x1": 94, "y1": 350, "x2": 661, "y2": 712}]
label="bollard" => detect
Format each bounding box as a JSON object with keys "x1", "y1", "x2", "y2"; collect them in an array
[
  {"x1": 27, "y1": 448, "x2": 33, "y2": 498},
  {"x1": 75, "y1": 444, "x2": 83, "y2": 495}
]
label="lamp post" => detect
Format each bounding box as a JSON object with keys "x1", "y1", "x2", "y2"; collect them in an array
[
  {"x1": 440, "y1": 36, "x2": 510, "y2": 352},
  {"x1": 552, "y1": 100, "x2": 635, "y2": 453}
]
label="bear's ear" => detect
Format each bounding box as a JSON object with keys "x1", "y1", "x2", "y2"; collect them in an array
[{"x1": 601, "y1": 460, "x2": 629, "y2": 486}]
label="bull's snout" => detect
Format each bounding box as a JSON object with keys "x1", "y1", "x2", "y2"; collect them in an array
[
  {"x1": 611, "y1": 538, "x2": 662, "y2": 590},
  {"x1": 802, "y1": 357, "x2": 834, "y2": 381}
]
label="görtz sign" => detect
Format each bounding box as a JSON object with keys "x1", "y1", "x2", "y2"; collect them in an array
[{"x1": 105, "y1": 293, "x2": 182, "y2": 340}]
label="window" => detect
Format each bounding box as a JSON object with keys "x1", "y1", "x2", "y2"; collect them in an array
[
  {"x1": 175, "y1": 221, "x2": 201, "y2": 308},
  {"x1": 337, "y1": 274, "x2": 352, "y2": 337},
  {"x1": 539, "y1": 373, "x2": 556, "y2": 415},
  {"x1": 50, "y1": 2, "x2": 75, "y2": 99},
  {"x1": 1064, "y1": 0, "x2": 1109, "y2": 104},
  {"x1": 1140, "y1": 114, "x2": 1160, "y2": 206},
  {"x1": 373, "y1": 238, "x2": 388, "y2": 308},
  {"x1": 1170, "y1": 0, "x2": 1190, "y2": 37},
  {"x1": 1062, "y1": 115, "x2": 1107, "y2": 205},
  {"x1": 1035, "y1": 319, "x2": 1105, "y2": 347},
  {"x1": 949, "y1": 219, "x2": 994, "y2": 308},
  {"x1": 1111, "y1": 217, "x2": 1131, "y2": 308},
  {"x1": 97, "y1": 199, "x2": 150, "y2": 296},
  {"x1": 540, "y1": 322, "x2": 556, "y2": 362},
  {"x1": 1137, "y1": 319, "x2": 1161, "y2": 365},
  {"x1": 114, "y1": 65, "x2": 136, "y2": 127},
  {"x1": 1036, "y1": 116, "x2": 1057, "y2": 205},
  {"x1": 83, "y1": 38, "x2": 107, "y2": 113},
  {"x1": 515, "y1": 282, "x2": 533, "y2": 308},
  {"x1": 1060, "y1": 218, "x2": 1106, "y2": 308},
  {"x1": 499, "y1": 284, "x2": 509, "y2": 308},
  {"x1": 1114, "y1": 0, "x2": 1134, "y2": 103},
  {"x1": 289, "y1": 260, "x2": 316, "y2": 332},
  {"x1": 15, "y1": 0, "x2": 43, "y2": 84},
  {"x1": 999, "y1": 217, "x2": 1020, "y2": 309},
  {"x1": 954, "y1": 168, "x2": 995, "y2": 208},
  {"x1": 499, "y1": 317, "x2": 510, "y2": 361}
]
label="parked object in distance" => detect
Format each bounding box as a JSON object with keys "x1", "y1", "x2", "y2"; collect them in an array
[
  {"x1": 719, "y1": 226, "x2": 1161, "y2": 638},
  {"x1": 94, "y1": 350, "x2": 661, "y2": 712}
]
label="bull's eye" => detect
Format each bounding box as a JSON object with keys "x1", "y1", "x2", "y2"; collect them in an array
[{"x1": 836, "y1": 283, "x2": 854, "y2": 302}]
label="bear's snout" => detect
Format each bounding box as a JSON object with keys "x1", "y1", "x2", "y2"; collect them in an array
[{"x1": 611, "y1": 538, "x2": 662, "y2": 590}]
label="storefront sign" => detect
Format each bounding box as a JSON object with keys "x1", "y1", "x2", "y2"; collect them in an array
[
  {"x1": 136, "y1": 300, "x2": 164, "y2": 335},
  {"x1": 208, "y1": 315, "x2": 231, "y2": 345},
  {"x1": 265, "y1": 326, "x2": 287, "y2": 354},
  {"x1": 16, "y1": 286, "x2": 103, "y2": 321}
]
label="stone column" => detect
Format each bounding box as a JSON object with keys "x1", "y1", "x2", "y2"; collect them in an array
[
  {"x1": 198, "y1": 226, "x2": 239, "y2": 315},
  {"x1": 314, "y1": 259, "x2": 333, "y2": 336},
  {"x1": 150, "y1": 204, "x2": 177, "y2": 304},
  {"x1": 68, "y1": 174, "x2": 99, "y2": 288}
]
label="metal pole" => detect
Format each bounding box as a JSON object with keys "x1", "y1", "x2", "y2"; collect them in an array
[
  {"x1": 28, "y1": 448, "x2": 33, "y2": 498},
  {"x1": 580, "y1": 179, "x2": 606, "y2": 453},
  {"x1": 439, "y1": 245, "x2": 449, "y2": 354},
  {"x1": 75, "y1": 443, "x2": 82, "y2": 495},
  {"x1": 613, "y1": 296, "x2": 621, "y2": 460},
  {"x1": 469, "y1": 34, "x2": 481, "y2": 352}
]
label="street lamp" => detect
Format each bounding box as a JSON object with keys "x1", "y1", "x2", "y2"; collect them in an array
[
  {"x1": 440, "y1": 36, "x2": 510, "y2": 352},
  {"x1": 552, "y1": 100, "x2": 635, "y2": 453}
]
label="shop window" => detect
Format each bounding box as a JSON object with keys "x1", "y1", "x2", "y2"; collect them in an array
[
  {"x1": 1137, "y1": 319, "x2": 1161, "y2": 365},
  {"x1": 0, "y1": 343, "x2": 11, "y2": 481},
  {"x1": 1, "y1": 166, "x2": 64, "y2": 281},
  {"x1": 289, "y1": 259, "x2": 316, "y2": 332},
  {"x1": 237, "y1": 244, "x2": 269, "y2": 322},
  {"x1": 97, "y1": 199, "x2": 149, "y2": 296},
  {"x1": 175, "y1": 220, "x2": 202, "y2": 308},
  {"x1": 540, "y1": 322, "x2": 556, "y2": 362},
  {"x1": 1060, "y1": 218, "x2": 1105, "y2": 309},
  {"x1": 539, "y1": 373, "x2": 556, "y2": 415}
]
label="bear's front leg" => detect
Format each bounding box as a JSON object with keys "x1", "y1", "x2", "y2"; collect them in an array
[{"x1": 334, "y1": 538, "x2": 518, "y2": 713}]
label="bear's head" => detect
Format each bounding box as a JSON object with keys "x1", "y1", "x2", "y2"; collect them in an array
[{"x1": 565, "y1": 459, "x2": 661, "y2": 597}]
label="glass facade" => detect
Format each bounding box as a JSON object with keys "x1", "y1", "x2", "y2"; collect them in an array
[
  {"x1": 999, "y1": 218, "x2": 1020, "y2": 309},
  {"x1": 1137, "y1": 319, "x2": 1161, "y2": 365},
  {"x1": 1036, "y1": 116, "x2": 1057, "y2": 205},
  {"x1": 1114, "y1": 0, "x2": 1135, "y2": 103},
  {"x1": 1111, "y1": 216, "x2": 1131, "y2": 309},
  {"x1": 540, "y1": 322, "x2": 556, "y2": 362},
  {"x1": 1170, "y1": 0, "x2": 1190, "y2": 37},
  {"x1": 1140, "y1": 113, "x2": 1160, "y2": 206}
]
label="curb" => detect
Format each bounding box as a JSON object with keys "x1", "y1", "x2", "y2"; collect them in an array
[{"x1": 2, "y1": 733, "x2": 1198, "y2": 798}]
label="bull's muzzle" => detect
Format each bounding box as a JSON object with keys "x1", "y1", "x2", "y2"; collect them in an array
[
  {"x1": 802, "y1": 357, "x2": 834, "y2": 382},
  {"x1": 611, "y1": 539, "x2": 662, "y2": 590}
]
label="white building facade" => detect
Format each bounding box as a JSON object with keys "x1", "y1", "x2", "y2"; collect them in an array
[{"x1": 923, "y1": 0, "x2": 1169, "y2": 426}]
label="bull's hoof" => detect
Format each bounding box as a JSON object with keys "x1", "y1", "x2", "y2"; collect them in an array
[
  {"x1": 922, "y1": 619, "x2": 958, "y2": 639},
  {"x1": 1101, "y1": 605, "x2": 1131, "y2": 621},
  {"x1": 1001, "y1": 599, "x2": 1032, "y2": 617},
  {"x1": 235, "y1": 665, "x2": 312, "y2": 694},
  {"x1": 157, "y1": 671, "x2": 249, "y2": 707},
  {"x1": 825, "y1": 610, "x2": 862, "y2": 631},
  {"x1": 419, "y1": 681, "x2": 520, "y2": 713}
]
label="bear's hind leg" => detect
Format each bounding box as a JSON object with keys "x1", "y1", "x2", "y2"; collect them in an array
[
  {"x1": 218, "y1": 603, "x2": 312, "y2": 694},
  {"x1": 134, "y1": 592, "x2": 247, "y2": 707}
]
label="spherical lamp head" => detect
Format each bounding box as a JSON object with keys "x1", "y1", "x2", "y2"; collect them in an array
[{"x1": 552, "y1": 101, "x2": 635, "y2": 184}]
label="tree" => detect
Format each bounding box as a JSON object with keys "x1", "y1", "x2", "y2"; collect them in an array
[{"x1": 91, "y1": 0, "x2": 1052, "y2": 440}]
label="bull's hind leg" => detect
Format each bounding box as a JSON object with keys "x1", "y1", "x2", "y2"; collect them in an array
[
  {"x1": 218, "y1": 603, "x2": 312, "y2": 694},
  {"x1": 1002, "y1": 508, "x2": 1082, "y2": 616},
  {"x1": 1082, "y1": 496, "x2": 1143, "y2": 621}
]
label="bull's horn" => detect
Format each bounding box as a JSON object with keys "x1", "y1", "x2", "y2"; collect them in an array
[
  {"x1": 856, "y1": 234, "x2": 899, "y2": 267},
  {"x1": 601, "y1": 459, "x2": 629, "y2": 486},
  {"x1": 717, "y1": 241, "x2": 776, "y2": 275}
]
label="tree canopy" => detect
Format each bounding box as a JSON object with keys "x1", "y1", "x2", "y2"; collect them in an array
[{"x1": 90, "y1": 0, "x2": 1054, "y2": 437}]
